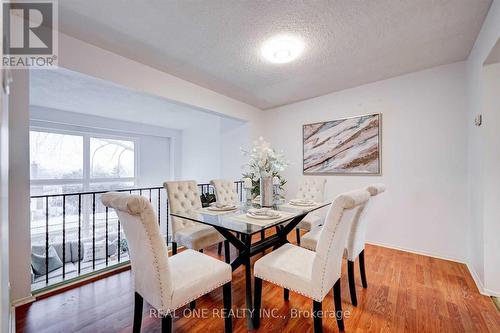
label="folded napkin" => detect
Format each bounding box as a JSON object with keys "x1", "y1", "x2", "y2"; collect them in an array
[
  {"x1": 211, "y1": 203, "x2": 236, "y2": 209},
  {"x1": 247, "y1": 208, "x2": 280, "y2": 218}
]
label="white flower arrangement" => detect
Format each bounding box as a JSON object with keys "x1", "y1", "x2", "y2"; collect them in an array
[{"x1": 241, "y1": 137, "x2": 288, "y2": 179}]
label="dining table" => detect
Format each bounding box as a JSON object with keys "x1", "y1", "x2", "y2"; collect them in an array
[{"x1": 170, "y1": 199, "x2": 331, "y2": 329}]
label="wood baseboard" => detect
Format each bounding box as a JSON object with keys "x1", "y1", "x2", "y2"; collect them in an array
[
  {"x1": 37, "y1": 264, "x2": 131, "y2": 301},
  {"x1": 493, "y1": 297, "x2": 500, "y2": 312}
]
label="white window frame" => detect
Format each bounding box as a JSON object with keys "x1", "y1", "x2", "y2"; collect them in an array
[{"x1": 29, "y1": 126, "x2": 138, "y2": 192}]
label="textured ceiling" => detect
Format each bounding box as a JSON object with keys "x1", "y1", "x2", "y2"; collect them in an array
[
  {"x1": 57, "y1": 0, "x2": 492, "y2": 109},
  {"x1": 30, "y1": 68, "x2": 218, "y2": 130}
]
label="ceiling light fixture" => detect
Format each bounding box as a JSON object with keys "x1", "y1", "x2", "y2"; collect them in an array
[{"x1": 261, "y1": 35, "x2": 304, "y2": 64}]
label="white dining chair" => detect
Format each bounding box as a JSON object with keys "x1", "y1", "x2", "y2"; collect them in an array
[
  {"x1": 210, "y1": 179, "x2": 239, "y2": 206},
  {"x1": 253, "y1": 189, "x2": 370, "y2": 332},
  {"x1": 294, "y1": 177, "x2": 326, "y2": 246},
  {"x1": 301, "y1": 183, "x2": 386, "y2": 306},
  {"x1": 101, "y1": 192, "x2": 233, "y2": 333},
  {"x1": 164, "y1": 180, "x2": 229, "y2": 263},
  {"x1": 211, "y1": 179, "x2": 266, "y2": 245}
]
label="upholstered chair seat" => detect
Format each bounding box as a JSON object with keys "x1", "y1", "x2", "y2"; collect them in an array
[
  {"x1": 101, "y1": 192, "x2": 233, "y2": 333},
  {"x1": 294, "y1": 177, "x2": 327, "y2": 245},
  {"x1": 254, "y1": 189, "x2": 370, "y2": 333},
  {"x1": 174, "y1": 223, "x2": 224, "y2": 251},
  {"x1": 169, "y1": 249, "x2": 231, "y2": 310},
  {"x1": 301, "y1": 226, "x2": 321, "y2": 251},
  {"x1": 254, "y1": 244, "x2": 316, "y2": 299},
  {"x1": 296, "y1": 213, "x2": 322, "y2": 231},
  {"x1": 300, "y1": 183, "x2": 386, "y2": 306},
  {"x1": 164, "y1": 180, "x2": 227, "y2": 260}
]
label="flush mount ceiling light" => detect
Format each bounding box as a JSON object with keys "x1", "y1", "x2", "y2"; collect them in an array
[{"x1": 261, "y1": 35, "x2": 305, "y2": 64}]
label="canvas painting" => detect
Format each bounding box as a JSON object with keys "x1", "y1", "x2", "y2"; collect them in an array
[{"x1": 303, "y1": 113, "x2": 381, "y2": 174}]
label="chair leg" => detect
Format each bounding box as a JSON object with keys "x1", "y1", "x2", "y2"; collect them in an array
[
  {"x1": 253, "y1": 277, "x2": 262, "y2": 328},
  {"x1": 172, "y1": 242, "x2": 177, "y2": 255},
  {"x1": 359, "y1": 249, "x2": 368, "y2": 288},
  {"x1": 284, "y1": 288, "x2": 289, "y2": 301},
  {"x1": 161, "y1": 313, "x2": 172, "y2": 333},
  {"x1": 223, "y1": 282, "x2": 233, "y2": 333},
  {"x1": 133, "y1": 292, "x2": 143, "y2": 333},
  {"x1": 224, "y1": 240, "x2": 230, "y2": 264},
  {"x1": 333, "y1": 279, "x2": 345, "y2": 331},
  {"x1": 312, "y1": 300, "x2": 323, "y2": 333},
  {"x1": 189, "y1": 300, "x2": 196, "y2": 310},
  {"x1": 295, "y1": 228, "x2": 301, "y2": 246},
  {"x1": 347, "y1": 260, "x2": 357, "y2": 306},
  {"x1": 218, "y1": 242, "x2": 222, "y2": 255},
  {"x1": 260, "y1": 230, "x2": 266, "y2": 254}
]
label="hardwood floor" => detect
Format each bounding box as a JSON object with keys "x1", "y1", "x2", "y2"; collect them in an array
[{"x1": 16, "y1": 234, "x2": 500, "y2": 333}]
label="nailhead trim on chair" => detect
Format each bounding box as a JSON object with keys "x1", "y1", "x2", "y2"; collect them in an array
[
  {"x1": 318, "y1": 215, "x2": 341, "y2": 299},
  {"x1": 165, "y1": 278, "x2": 232, "y2": 312},
  {"x1": 255, "y1": 211, "x2": 344, "y2": 303},
  {"x1": 254, "y1": 273, "x2": 323, "y2": 302},
  {"x1": 137, "y1": 210, "x2": 168, "y2": 311}
]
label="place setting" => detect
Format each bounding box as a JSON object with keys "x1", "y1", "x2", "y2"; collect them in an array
[
  {"x1": 289, "y1": 198, "x2": 317, "y2": 206},
  {"x1": 198, "y1": 202, "x2": 239, "y2": 215},
  {"x1": 231, "y1": 207, "x2": 295, "y2": 226},
  {"x1": 277, "y1": 197, "x2": 320, "y2": 210},
  {"x1": 246, "y1": 207, "x2": 281, "y2": 219}
]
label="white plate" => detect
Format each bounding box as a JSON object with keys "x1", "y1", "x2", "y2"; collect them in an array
[
  {"x1": 289, "y1": 201, "x2": 316, "y2": 206},
  {"x1": 246, "y1": 212, "x2": 281, "y2": 220},
  {"x1": 207, "y1": 206, "x2": 237, "y2": 211}
]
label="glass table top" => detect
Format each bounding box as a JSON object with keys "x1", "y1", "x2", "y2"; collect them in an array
[{"x1": 170, "y1": 201, "x2": 331, "y2": 235}]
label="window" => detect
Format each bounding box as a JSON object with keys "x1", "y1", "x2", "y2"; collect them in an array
[
  {"x1": 90, "y1": 137, "x2": 134, "y2": 179},
  {"x1": 29, "y1": 128, "x2": 138, "y2": 289},
  {"x1": 30, "y1": 129, "x2": 136, "y2": 195},
  {"x1": 30, "y1": 131, "x2": 83, "y2": 180},
  {"x1": 30, "y1": 128, "x2": 136, "y2": 242}
]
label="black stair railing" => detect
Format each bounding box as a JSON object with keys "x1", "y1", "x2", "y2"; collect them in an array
[{"x1": 29, "y1": 181, "x2": 244, "y2": 292}]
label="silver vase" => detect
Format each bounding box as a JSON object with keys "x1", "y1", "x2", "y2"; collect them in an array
[{"x1": 260, "y1": 176, "x2": 273, "y2": 207}]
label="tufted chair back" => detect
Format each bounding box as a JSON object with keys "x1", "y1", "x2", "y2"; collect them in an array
[
  {"x1": 163, "y1": 180, "x2": 202, "y2": 236},
  {"x1": 311, "y1": 189, "x2": 370, "y2": 300},
  {"x1": 210, "y1": 179, "x2": 238, "y2": 205},
  {"x1": 101, "y1": 192, "x2": 173, "y2": 312},
  {"x1": 296, "y1": 177, "x2": 326, "y2": 202},
  {"x1": 346, "y1": 183, "x2": 386, "y2": 261}
]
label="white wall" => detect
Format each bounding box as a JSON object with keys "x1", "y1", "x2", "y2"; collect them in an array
[
  {"x1": 264, "y1": 62, "x2": 469, "y2": 262},
  {"x1": 8, "y1": 70, "x2": 32, "y2": 303},
  {"x1": 181, "y1": 114, "x2": 250, "y2": 183},
  {"x1": 181, "y1": 112, "x2": 222, "y2": 183},
  {"x1": 465, "y1": 0, "x2": 500, "y2": 296},
  {"x1": 0, "y1": 6, "x2": 12, "y2": 327},
  {"x1": 481, "y1": 63, "x2": 500, "y2": 295},
  {"x1": 221, "y1": 117, "x2": 249, "y2": 181}
]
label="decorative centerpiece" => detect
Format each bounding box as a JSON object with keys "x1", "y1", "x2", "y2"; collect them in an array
[{"x1": 242, "y1": 137, "x2": 288, "y2": 207}]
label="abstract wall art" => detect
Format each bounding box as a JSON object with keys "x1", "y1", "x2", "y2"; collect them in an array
[{"x1": 303, "y1": 113, "x2": 381, "y2": 175}]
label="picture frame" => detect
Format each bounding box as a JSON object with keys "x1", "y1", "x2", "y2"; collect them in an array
[{"x1": 302, "y1": 113, "x2": 382, "y2": 175}]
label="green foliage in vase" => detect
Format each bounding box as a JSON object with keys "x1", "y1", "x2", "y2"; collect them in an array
[{"x1": 200, "y1": 193, "x2": 216, "y2": 207}]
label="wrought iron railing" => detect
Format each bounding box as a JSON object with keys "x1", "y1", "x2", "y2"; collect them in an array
[{"x1": 30, "y1": 181, "x2": 244, "y2": 292}]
